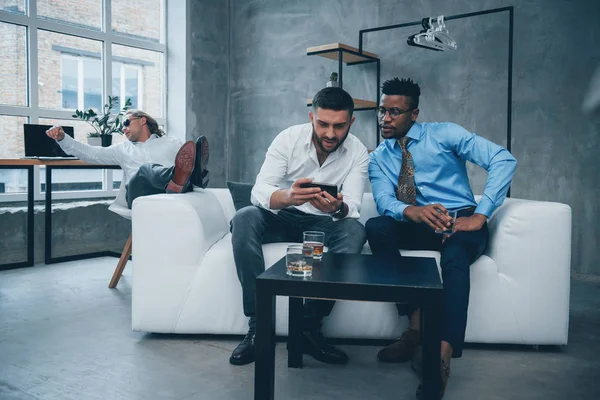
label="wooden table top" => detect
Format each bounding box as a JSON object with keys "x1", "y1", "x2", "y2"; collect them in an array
[{"x1": 0, "y1": 159, "x2": 118, "y2": 167}]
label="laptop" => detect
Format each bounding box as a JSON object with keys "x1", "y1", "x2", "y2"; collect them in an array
[{"x1": 23, "y1": 124, "x2": 78, "y2": 160}]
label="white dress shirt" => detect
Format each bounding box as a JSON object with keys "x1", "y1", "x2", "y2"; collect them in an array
[
  {"x1": 251, "y1": 123, "x2": 369, "y2": 219},
  {"x1": 57, "y1": 133, "x2": 183, "y2": 184}
]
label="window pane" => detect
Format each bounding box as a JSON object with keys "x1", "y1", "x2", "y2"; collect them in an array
[
  {"x1": 0, "y1": 115, "x2": 29, "y2": 194},
  {"x1": 112, "y1": 62, "x2": 121, "y2": 100},
  {"x1": 112, "y1": 169, "x2": 123, "y2": 189},
  {"x1": 112, "y1": 0, "x2": 163, "y2": 42},
  {"x1": 124, "y1": 67, "x2": 139, "y2": 108},
  {"x1": 83, "y1": 58, "x2": 102, "y2": 110},
  {"x1": 37, "y1": 0, "x2": 102, "y2": 31},
  {"x1": 61, "y1": 56, "x2": 78, "y2": 109},
  {"x1": 0, "y1": 114, "x2": 28, "y2": 159},
  {"x1": 0, "y1": 22, "x2": 27, "y2": 106},
  {"x1": 112, "y1": 44, "x2": 163, "y2": 117},
  {"x1": 0, "y1": 168, "x2": 27, "y2": 194},
  {"x1": 38, "y1": 30, "x2": 102, "y2": 111},
  {"x1": 39, "y1": 167, "x2": 103, "y2": 193},
  {"x1": 0, "y1": 0, "x2": 25, "y2": 14}
]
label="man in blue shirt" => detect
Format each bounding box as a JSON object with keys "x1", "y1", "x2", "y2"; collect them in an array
[{"x1": 367, "y1": 78, "x2": 517, "y2": 398}]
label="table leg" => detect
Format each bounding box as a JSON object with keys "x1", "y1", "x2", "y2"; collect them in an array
[
  {"x1": 288, "y1": 296, "x2": 303, "y2": 368},
  {"x1": 421, "y1": 293, "x2": 442, "y2": 400},
  {"x1": 26, "y1": 165, "x2": 34, "y2": 266},
  {"x1": 44, "y1": 166, "x2": 52, "y2": 264},
  {"x1": 255, "y1": 283, "x2": 275, "y2": 400}
]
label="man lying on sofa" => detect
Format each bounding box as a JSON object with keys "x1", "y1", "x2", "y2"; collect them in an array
[
  {"x1": 229, "y1": 87, "x2": 370, "y2": 366},
  {"x1": 45, "y1": 109, "x2": 210, "y2": 207},
  {"x1": 366, "y1": 77, "x2": 517, "y2": 398}
]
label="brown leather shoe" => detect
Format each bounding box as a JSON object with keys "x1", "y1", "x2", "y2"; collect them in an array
[
  {"x1": 377, "y1": 328, "x2": 420, "y2": 363},
  {"x1": 166, "y1": 141, "x2": 196, "y2": 193},
  {"x1": 190, "y1": 136, "x2": 209, "y2": 188}
]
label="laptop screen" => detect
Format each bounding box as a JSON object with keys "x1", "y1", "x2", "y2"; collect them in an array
[{"x1": 24, "y1": 124, "x2": 75, "y2": 157}]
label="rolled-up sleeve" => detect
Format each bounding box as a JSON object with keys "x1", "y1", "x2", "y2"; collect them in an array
[{"x1": 250, "y1": 132, "x2": 290, "y2": 210}]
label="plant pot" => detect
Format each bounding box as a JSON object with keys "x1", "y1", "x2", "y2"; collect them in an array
[
  {"x1": 87, "y1": 137, "x2": 102, "y2": 146},
  {"x1": 101, "y1": 135, "x2": 112, "y2": 147}
]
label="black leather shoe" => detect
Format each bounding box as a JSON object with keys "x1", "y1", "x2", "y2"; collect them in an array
[
  {"x1": 190, "y1": 136, "x2": 209, "y2": 188},
  {"x1": 301, "y1": 330, "x2": 349, "y2": 364},
  {"x1": 229, "y1": 328, "x2": 255, "y2": 366}
]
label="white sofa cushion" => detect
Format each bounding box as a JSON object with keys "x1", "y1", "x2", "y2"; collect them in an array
[{"x1": 131, "y1": 188, "x2": 571, "y2": 345}]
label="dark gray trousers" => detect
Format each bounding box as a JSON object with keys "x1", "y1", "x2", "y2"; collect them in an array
[
  {"x1": 125, "y1": 163, "x2": 192, "y2": 209},
  {"x1": 231, "y1": 205, "x2": 367, "y2": 331}
]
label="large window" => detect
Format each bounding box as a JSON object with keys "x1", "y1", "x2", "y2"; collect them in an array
[{"x1": 0, "y1": 0, "x2": 166, "y2": 202}]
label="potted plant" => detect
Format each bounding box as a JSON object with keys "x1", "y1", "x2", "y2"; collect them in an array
[
  {"x1": 73, "y1": 96, "x2": 132, "y2": 147},
  {"x1": 86, "y1": 131, "x2": 102, "y2": 147}
]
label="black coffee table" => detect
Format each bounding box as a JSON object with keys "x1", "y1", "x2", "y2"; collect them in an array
[{"x1": 254, "y1": 253, "x2": 443, "y2": 400}]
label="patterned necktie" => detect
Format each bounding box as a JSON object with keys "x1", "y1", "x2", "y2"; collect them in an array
[{"x1": 397, "y1": 136, "x2": 417, "y2": 205}]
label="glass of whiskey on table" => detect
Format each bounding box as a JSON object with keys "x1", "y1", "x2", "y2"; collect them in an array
[
  {"x1": 303, "y1": 231, "x2": 325, "y2": 260},
  {"x1": 286, "y1": 244, "x2": 314, "y2": 277}
]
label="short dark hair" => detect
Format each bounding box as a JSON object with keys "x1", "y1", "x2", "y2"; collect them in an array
[
  {"x1": 312, "y1": 87, "x2": 354, "y2": 117},
  {"x1": 381, "y1": 78, "x2": 421, "y2": 108}
]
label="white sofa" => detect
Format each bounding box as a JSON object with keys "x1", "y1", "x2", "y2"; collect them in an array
[{"x1": 131, "y1": 189, "x2": 572, "y2": 345}]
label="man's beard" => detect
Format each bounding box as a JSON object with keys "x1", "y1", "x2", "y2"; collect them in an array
[{"x1": 312, "y1": 127, "x2": 350, "y2": 154}]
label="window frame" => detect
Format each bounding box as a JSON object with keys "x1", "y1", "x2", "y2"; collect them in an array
[{"x1": 0, "y1": 0, "x2": 166, "y2": 203}]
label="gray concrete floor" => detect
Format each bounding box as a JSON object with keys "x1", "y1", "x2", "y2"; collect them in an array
[{"x1": 1, "y1": 257, "x2": 599, "y2": 400}]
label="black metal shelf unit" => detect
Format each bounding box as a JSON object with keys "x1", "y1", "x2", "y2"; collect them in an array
[{"x1": 306, "y1": 43, "x2": 381, "y2": 145}]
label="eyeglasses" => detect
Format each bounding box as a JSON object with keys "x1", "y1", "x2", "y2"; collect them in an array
[
  {"x1": 123, "y1": 117, "x2": 141, "y2": 127},
  {"x1": 376, "y1": 106, "x2": 415, "y2": 119}
]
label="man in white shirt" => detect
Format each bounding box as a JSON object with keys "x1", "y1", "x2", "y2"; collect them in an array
[
  {"x1": 229, "y1": 87, "x2": 370, "y2": 366},
  {"x1": 45, "y1": 110, "x2": 209, "y2": 208}
]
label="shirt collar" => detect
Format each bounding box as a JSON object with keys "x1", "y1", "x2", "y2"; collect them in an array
[
  {"x1": 134, "y1": 133, "x2": 159, "y2": 145},
  {"x1": 390, "y1": 122, "x2": 423, "y2": 148},
  {"x1": 406, "y1": 122, "x2": 422, "y2": 141}
]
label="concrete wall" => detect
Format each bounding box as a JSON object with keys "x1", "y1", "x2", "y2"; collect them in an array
[
  {"x1": 0, "y1": 201, "x2": 129, "y2": 265},
  {"x1": 188, "y1": 0, "x2": 230, "y2": 187},
  {"x1": 187, "y1": 0, "x2": 600, "y2": 277}
]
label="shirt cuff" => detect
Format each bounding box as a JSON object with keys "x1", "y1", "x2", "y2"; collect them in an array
[
  {"x1": 57, "y1": 133, "x2": 75, "y2": 152},
  {"x1": 475, "y1": 197, "x2": 495, "y2": 218},
  {"x1": 333, "y1": 202, "x2": 358, "y2": 220},
  {"x1": 395, "y1": 203, "x2": 410, "y2": 221}
]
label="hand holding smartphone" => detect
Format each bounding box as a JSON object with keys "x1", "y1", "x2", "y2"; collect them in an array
[{"x1": 299, "y1": 182, "x2": 338, "y2": 198}]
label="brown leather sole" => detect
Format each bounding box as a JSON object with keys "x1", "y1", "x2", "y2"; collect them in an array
[{"x1": 166, "y1": 141, "x2": 196, "y2": 193}]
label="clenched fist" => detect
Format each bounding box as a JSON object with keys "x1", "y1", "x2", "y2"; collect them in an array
[{"x1": 45, "y1": 126, "x2": 65, "y2": 141}]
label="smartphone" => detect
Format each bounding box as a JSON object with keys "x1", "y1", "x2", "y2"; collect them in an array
[{"x1": 299, "y1": 182, "x2": 338, "y2": 198}]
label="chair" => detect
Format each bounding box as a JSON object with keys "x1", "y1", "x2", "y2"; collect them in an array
[{"x1": 108, "y1": 180, "x2": 132, "y2": 288}]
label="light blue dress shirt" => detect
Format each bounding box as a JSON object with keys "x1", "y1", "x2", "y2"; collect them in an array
[{"x1": 369, "y1": 122, "x2": 517, "y2": 221}]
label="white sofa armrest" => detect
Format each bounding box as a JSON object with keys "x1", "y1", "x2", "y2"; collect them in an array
[
  {"x1": 132, "y1": 189, "x2": 229, "y2": 267},
  {"x1": 484, "y1": 198, "x2": 572, "y2": 344},
  {"x1": 131, "y1": 189, "x2": 230, "y2": 332}
]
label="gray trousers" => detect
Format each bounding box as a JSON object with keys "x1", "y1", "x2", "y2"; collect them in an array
[
  {"x1": 231, "y1": 205, "x2": 367, "y2": 331},
  {"x1": 125, "y1": 163, "x2": 192, "y2": 209}
]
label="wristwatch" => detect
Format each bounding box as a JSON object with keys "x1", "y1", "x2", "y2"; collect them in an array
[{"x1": 330, "y1": 202, "x2": 345, "y2": 218}]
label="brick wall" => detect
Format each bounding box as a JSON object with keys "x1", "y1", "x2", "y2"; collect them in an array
[{"x1": 0, "y1": 1, "x2": 164, "y2": 159}]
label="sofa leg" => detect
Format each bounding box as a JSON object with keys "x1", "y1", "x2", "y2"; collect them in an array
[{"x1": 109, "y1": 233, "x2": 132, "y2": 289}]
